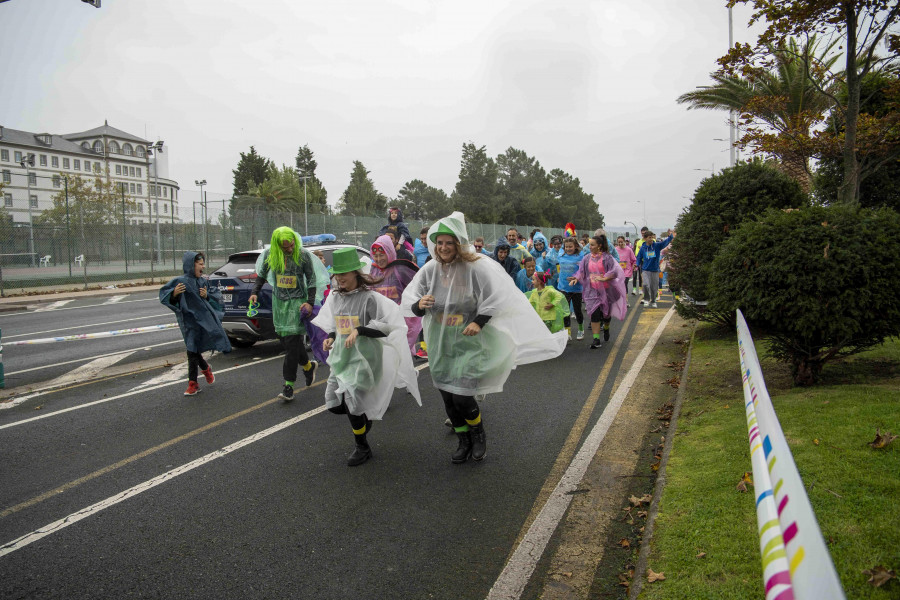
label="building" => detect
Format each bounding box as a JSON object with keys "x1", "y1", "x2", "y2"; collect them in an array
[{"x1": 0, "y1": 121, "x2": 180, "y2": 226}]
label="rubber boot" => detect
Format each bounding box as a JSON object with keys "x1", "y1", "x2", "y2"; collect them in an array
[
  {"x1": 451, "y1": 429, "x2": 472, "y2": 464},
  {"x1": 347, "y1": 432, "x2": 372, "y2": 466},
  {"x1": 469, "y1": 423, "x2": 486, "y2": 462}
]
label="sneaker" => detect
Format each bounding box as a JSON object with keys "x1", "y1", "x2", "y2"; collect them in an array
[
  {"x1": 642, "y1": 300, "x2": 649, "y2": 307},
  {"x1": 632, "y1": 288, "x2": 638, "y2": 296},
  {"x1": 280, "y1": 384, "x2": 294, "y2": 402},
  {"x1": 576, "y1": 329, "x2": 585, "y2": 341},
  {"x1": 444, "y1": 418, "x2": 454, "y2": 428},
  {"x1": 651, "y1": 302, "x2": 658, "y2": 308},
  {"x1": 304, "y1": 361, "x2": 318, "y2": 387},
  {"x1": 201, "y1": 367, "x2": 215, "y2": 385},
  {"x1": 415, "y1": 348, "x2": 428, "y2": 359},
  {"x1": 184, "y1": 381, "x2": 200, "y2": 396},
  {"x1": 590, "y1": 339, "x2": 602, "y2": 349},
  {"x1": 603, "y1": 327, "x2": 610, "y2": 342}
]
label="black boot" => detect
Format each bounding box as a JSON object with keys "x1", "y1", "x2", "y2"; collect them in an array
[
  {"x1": 347, "y1": 433, "x2": 372, "y2": 466},
  {"x1": 451, "y1": 430, "x2": 472, "y2": 464},
  {"x1": 469, "y1": 423, "x2": 486, "y2": 462}
]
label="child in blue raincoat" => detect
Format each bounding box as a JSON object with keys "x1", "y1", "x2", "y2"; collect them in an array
[{"x1": 160, "y1": 251, "x2": 231, "y2": 396}]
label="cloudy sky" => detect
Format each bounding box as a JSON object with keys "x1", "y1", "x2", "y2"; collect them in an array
[{"x1": 1, "y1": 0, "x2": 762, "y2": 231}]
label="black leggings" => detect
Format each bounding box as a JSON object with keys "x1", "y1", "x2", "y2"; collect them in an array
[
  {"x1": 634, "y1": 267, "x2": 642, "y2": 289},
  {"x1": 440, "y1": 390, "x2": 481, "y2": 429},
  {"x1": 590, "y1": 306, "x2": 611, "y2": 325},
  {"x1": 187, "y1": 351, "x2": 208, "y2": 382},
  {"x1": 562, "y1": 291, "x2": 583, "y2": 327},
  {"x1": 280, "y1": 334, "x2": 310, "y2": 384},
  {"x1": 328, "y1": 397, "x2": 368, "y2": 431}
]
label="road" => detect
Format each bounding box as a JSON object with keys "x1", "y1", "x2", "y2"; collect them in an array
[{"x1": 0, "y1": 288, "x2": 676, "y2": 599}]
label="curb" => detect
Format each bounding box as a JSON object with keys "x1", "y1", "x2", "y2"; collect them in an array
[
  {"x1": 629, "y1": 327, "x2": 694, "y2": 600},
  {"x1": 0, "y1": 283, "x2": 162, "y2": 307}
]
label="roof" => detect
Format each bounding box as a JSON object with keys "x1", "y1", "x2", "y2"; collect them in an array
[
  {"x1": 62, "y1": 122, "x2": 148, "y2": 144},
  {"x1": 0, "y1": 126, "x2": 96, "y2": 156}
]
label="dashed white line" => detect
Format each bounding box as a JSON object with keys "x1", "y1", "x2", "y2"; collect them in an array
[
  {"x1": 102, "y1": 295, "x2": 128, "y2": 304},
  {"x1": 33, "y1": 300, "x2": 75, "y2": 312}
]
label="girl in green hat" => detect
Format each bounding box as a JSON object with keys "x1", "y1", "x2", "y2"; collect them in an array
[{"x1": 312, "y1": 248, "x2": 422, "y2": 466}]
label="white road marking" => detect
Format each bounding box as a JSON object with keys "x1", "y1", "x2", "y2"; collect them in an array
[
  {"x1": 5, "y1": 341, "x2": 182, "y2": 376},
  {"x1": 128, "y1": 361, "x2": 189, "y2": 391},
  {"x1": 0, "y1": 404, "x2": 328, "y2": 558},
  {"x1": 30, "y1": 352, "x2": 137, "y2": 392},
  {"x1": 33, "y1": 300, "x2": 75, "y2": 312},
  {"x1": 486, "y1": 307, "x2": 676, "y2": 600},
  {"x1": 102, "y1": 295, "x2": 128, "y2": 304},
  {"x1": 4, "y1": 314, "x2": 172, "y2": 339}
]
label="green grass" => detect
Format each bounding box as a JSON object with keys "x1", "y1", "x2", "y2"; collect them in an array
[{"x1": 641, "y1": 325, "x2": 900, "y2": 599}]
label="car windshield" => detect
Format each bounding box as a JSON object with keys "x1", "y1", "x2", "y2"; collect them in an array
[{"x1": 214, "y1": 253, "x2": 258, "y2": 277}]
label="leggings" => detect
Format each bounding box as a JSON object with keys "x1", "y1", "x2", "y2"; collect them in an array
[
  {"x1": 562, "y1": 291, "x2": 583, "y2": 327},
  {"x1": 634, "y1": 267, "x2": 642, "y2": 289},
  {"x1": 590, "y1": 306, "x2": 611, "y2": 324},
  {"x1": 280, "y1": 334, "x2": 311, "y2": 384},
  {"x1": 328, "y1": 397, "x2": 368, "y2": 431},
  {"x1": 440, "y1": 389, "x2": 481, "y2": 429},
  {"x1": 187, "y1": 351, "x2": 209, "y2": 383}
]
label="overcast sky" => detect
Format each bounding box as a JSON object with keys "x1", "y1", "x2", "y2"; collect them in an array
[{"x1": 1, "y1": 0, "x2": 762, "y2": 231}]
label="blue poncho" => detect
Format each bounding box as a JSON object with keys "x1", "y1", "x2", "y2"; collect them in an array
[{"x1": 160, "y1": 252, "x2": 232, "y2": 354}]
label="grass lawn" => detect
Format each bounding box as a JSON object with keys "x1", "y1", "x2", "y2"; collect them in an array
[{"x1": 640, "y1": 323, "x2": 900, "y2": 599}]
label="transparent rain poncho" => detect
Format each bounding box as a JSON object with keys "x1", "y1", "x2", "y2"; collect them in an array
[
  {"x1": 312, "y1": 286, "x2": 421, "y2": 419},
  {"x1": 401, "y1": 212, "x2": 567, "y2": 396},
  {"x1": 526, "y1": 285, "x2": 570, "y2": 333}
]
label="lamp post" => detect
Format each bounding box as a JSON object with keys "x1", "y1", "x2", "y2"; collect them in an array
[
  {"x1": 624, "y1": 220, "x2": 638, "y2": 238},
  {"x1": 20, "y1": 153, "x2": 36, "y2": 267},
  {"x1": 147, "y1": 141, "x2": 164, "y2": 264},
  {"x1": 195, "y1": 179, "x2": 207, "y2": 259},
  {"x1": 297, "y1": 172, "x2": 311, "y2": 236}
]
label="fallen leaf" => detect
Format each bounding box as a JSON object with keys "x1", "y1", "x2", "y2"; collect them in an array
[
  {"x1": 814, "y1": 439, "x2": 820, "y2": 446},
  {"x1": 862, "y1": 565, "x2": 896, "y2": 588},
  {"x1": 741, "y1": 472, "x2": 754, "y2": 486},
  {"x1": 736, "y1": 480, "x2": 748, "y2": 493},
  {"x1": 34, "y1": 405, "x2": 43, "y2": 410},
  {"x1": 618, "y1": 573, "x2": 630, "y2": 587},
  {"x1": 619, "y1": 538, "x2": 631, "y2": 548},
  {"x1": 637, "y1": 511, "x2": 648, "y2": 518},
  {"x1": 868, "y1": 428, "x2": 898, "y2": 449},
  {"x1": 723, "y1": 404, "x2": 730, "y2": 409},
  {"x1": 647, "y1": 569, "x2": 666, "y2": 583},
  {"x1": 630, "y1": 494, "x2": 652, "y2": 506},
  {"x1": 823, "y1": 242, "x2": 830, "y2": 259},
  {"x1": 696, "y1": 552, "x2": 707, "y2": 559}
]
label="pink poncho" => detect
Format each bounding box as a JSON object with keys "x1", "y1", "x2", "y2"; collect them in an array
[
  {"x1": 574, "y1": 252, "x2": 628, "y2": 321},
  {"x1": 370, "y1": 234, "x2": 423, "y2": 355}
]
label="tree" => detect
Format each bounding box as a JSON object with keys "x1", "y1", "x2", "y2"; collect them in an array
[
  {"x1": 453, "y1": 143, "x2": 500, "y2": 223},
  {"x1": 232, "y1": 146, "x2": 274, "y2": 197},
  {"x1": 708, "y1": 204, "x2": 900, "y2": 385},
  {"x1": 723, "y1": 0, "x2": 900, "y2": 204},
  {"x1": 546, "y1": 168, "x2": 604, "y2": 230},
  {"x1": 495, "y1": 147, "x2": 550, "y2": 224},
  {"x1": 395, "y1": 179, "x2": 450, "y2": 220},
  {"x1": 37, "y1": 172, "x2": 133, "y2": 227},
  {"x1": 295, "y1": 144, "x2": 328, "y2": 212},
  {"x1": 678, "y1": 36, "x2": 839, "y2": 190},
  {"x1": 337, "y1": 161, "x2": 387, "y2": 215}
]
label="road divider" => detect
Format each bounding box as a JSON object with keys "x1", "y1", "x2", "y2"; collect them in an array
[{"x1": 3, "y1": 323, "x2": 178, "y2": 346}]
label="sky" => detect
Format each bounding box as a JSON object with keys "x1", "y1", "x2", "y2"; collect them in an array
[{"x1": 0, "y1": 0, "x2": 764, "y2": 232}]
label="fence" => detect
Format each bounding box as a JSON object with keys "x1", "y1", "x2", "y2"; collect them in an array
[{"x1": 737, "y1": 310, "x2": 844, "y2": 600}]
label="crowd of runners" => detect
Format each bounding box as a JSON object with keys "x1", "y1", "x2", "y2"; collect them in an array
[{"x1": 159, "y1": 208, "x2": 674, "y2": 467}]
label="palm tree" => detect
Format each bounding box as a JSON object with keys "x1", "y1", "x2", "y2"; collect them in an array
[{"x1": 678, "y1": 36, "x2": 839, "y2": 191}]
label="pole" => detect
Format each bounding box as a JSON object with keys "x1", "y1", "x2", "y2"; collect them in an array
[
  {"x1": 24, "y1": 166, "x2": 35, "y2": 267},
  {"x1": 121, "y1": 184, "x2": 128, "y2": 273},
  {"x1": 65, "y1": 177, "x2": 73, "y2": 277},
  {"x1": 204, "y1": 190, "x2": 210, "y2": 261},
  {"x1": 172, "y1": 192, "x2": 176, "y2": 270},
  {"x1": 153, "y1": 152, "x2": 162, "y2": 264},
  {"x1": 728, "y1": 6, "x2": 736, "y2": 168},
  {"x1": 79, "y1": 197, "x2": 88, "y2": 289},
  {"x1": 303, "y1": 176, "x2": 308, "y2": 236}
]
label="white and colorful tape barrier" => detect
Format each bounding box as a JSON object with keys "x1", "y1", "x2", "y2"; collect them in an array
[
  {"x1": 4, "y1": 323, "x2": 178, "y2": 346},
  {"x1": 737, "y1": 309, "x2": 844, "y2": 600}
]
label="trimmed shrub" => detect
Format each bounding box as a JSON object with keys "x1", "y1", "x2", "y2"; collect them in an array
[
  {"x1": 668, "y1": 160, "x2": 808, "y2": 310},
  {"x1": 708, "y1": 205, "x2": 900, "y2": 385}
]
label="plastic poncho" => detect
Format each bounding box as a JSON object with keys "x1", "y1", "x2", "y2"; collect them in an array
[
  {"x1": 543, "y1": 246, "x2": 560, "y2": 288},
  {"x1": 492, "y1": 238, "x2": 521, "y2": 277},
  {"x1": 401, "y1": 211, "x2": 567, "y2": 396},
  {"x1": 507, "y1": 239, "x2": 530, "y2": 266},
  {"x1": 160, "y1": 252, "x2": 232, "y2": 354},
  {"x1": 529, "y1": 232, "x2": 550, "y2": 270},
  {"x1": 370, "y1": 234, "x2": 423, "y2": 355},
  {"x1": 311, "y1": 287, "x2": 421, "y2": 419},
  {"x1": 515, "y1": 267, "x2": 535, "y2": 293},
  {"x1": 573, "y1": 252, "x2": 628, "y2": 321},
  {"x1": 556, "y1": 250, "x2": 583, "y2": 293},
  {"x1": 413, "y1": 237, "x2": 430, "y2": 267},
  {"x1": 526, "y1": 285, "x2": 570, "y2": 333},
  {"x1": 254, "y1": 228, "x2": 325, "y2": 337}
]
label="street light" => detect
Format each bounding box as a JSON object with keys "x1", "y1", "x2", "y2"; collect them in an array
[
  {"x1": 624, "y1": 220, "x2": 638, "y2": 238},
  {"x1": 20, "y1": 153, "x2": 36, "y2": 267},
  {"x1": 195, "y1": 179, "x2": 207, "y2": 259},
  {"x1": 297, "y1": 172, "x2": 312, "y2": 235},
  {"x1": 147, "y1": 141, "x2": 164, "y2": 264}
]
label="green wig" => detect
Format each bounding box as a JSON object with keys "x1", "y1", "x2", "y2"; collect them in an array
[{"x1": 267, "y1": 226, "x2": 303, "y2": 274}]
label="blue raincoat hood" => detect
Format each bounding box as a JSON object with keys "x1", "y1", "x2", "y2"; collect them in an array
[{"x1": 160, "y1": 251, "x2": 231, "y2": 354}]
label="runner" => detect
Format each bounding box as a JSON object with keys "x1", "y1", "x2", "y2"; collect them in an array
[
  {"x1": 636, "y1": 229, "x2": 675, "y2": 308},
  {"x1": 568, "y1": 234, "x2": 627, "y2": 349},
  {"x1": 370, "y1": 234, "x2": 422, "y2": 357},
  {"x1": 526, "y1": 271, "x2": 570, "y2": 333},
  {"x1": 556, "y1": 237, "x2": 585, "y2": 341},
  {"x1": 615, "y1": 235, "x2": 637, "y2": 297}
]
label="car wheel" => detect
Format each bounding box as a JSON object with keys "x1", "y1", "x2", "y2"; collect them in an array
[{"x1": 229, "y1": 337, "x2": 257, "y2": 348}]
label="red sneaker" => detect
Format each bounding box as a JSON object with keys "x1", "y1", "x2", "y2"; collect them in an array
[
  {"x1": 415, "y1": 349, "x2": 428, "y2": 359},
  {"x1": 184, "y1": 381, "x2": 201, "y2": 396},
  {"x1": 202, "y1": 367, "x2": 215, "y2": 384}
]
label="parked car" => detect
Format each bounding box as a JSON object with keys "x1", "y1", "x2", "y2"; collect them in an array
[{"x1": 208, "y1": 239, "x2": 372, "y2": 348}]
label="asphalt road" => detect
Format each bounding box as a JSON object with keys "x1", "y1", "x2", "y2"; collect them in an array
[{"x1": 0, "y1": 288, "x2": 673, "y2": 599}]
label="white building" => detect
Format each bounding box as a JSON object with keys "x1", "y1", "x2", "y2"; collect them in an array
[{"x1": 0, "y1": 121, "x2": 180, "y2": 225}]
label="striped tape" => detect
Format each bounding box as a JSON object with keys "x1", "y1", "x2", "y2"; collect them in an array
[
  {"x1": 736, "y1": 310, "x2": 844, "y2": 600},
  {"x1": 3, "y1": 323, "x2": 178, "y2": 346}
]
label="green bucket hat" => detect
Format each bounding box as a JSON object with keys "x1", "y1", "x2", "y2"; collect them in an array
[
  {"x1": 429, "y1": 222, "x2": 457, "y2": 243},
  {"x1": 331, "y1": 247, "x2": 366, "y2": 274}
]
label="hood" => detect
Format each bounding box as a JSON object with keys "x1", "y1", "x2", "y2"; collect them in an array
[
  {"x1": 388, "y1": 207, "x2": 405, "y2": 224},
  {"x1": 532, "y1": 232, "x2": 548, "y2": 252},
  {"x1": 372, "y1": 234, "x2": 397, "y2": 264},
  {"x1": 182, "y1": 251, "x2": 201, "y2": 277},
  {"x1": 426, "y1": 211, "x2": 473, "y2": 258},
  {"x1": 493, "y1": 237, "x2": 511, "y2": 260}
]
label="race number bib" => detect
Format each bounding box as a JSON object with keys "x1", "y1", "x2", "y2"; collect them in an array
[
  {"x1": 276, "y1": 275, "x2": 298, "y2": 289},
  {"x1": 435, "y1": 313, "x2": 465, "y2": 327},
  {"x1": 619, "y1": 261, "x2": 627, "y2": 269},
  {"x1": 647, "y1": 250, "x2": 656, "y2": 259},
  {"x1": 335, "y1": 315, "x2": 360, "y2": 335},
  {"x1": 375, "y1": 286, "x2": 399, "y2": 300}
]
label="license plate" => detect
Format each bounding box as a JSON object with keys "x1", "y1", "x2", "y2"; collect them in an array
[{"x1": 222, "y1": 294, "x2": 232, "y2": 303}]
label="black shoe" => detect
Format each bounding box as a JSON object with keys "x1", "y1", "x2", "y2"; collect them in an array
[
  {"x1": 590, "y1": 339, "x2": 602, "y2": 349},
  {"x1": 603, "y1": 327, "x2": 610, "y2": 342},
  {"x1": 280, "y1": 384, "x2": 294, "y2": 402},
  {"x1": 451, "y1": 431, "x2": 472, "y2": 464},
  {"x1": 304, "y1": 361, "x2": 318, "y2": 387},
  {"x1": 444, "y1": 418, "x2": 454, "y2": 428},
  {"x1": 347, "y1": 443, "x2": 372, "y2": 466},
  {"x1": 469, "y1": 423, "x2": 486, "y2": 462}
]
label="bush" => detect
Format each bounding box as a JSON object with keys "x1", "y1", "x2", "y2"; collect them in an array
[
  {"x1": 708, "y1": 205, "x2": 900, "y2": 385},
  {"x1": 668, "y1": 160, "x2": 808, "y2": 305}
]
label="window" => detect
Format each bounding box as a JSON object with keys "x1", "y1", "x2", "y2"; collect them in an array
[
  {"x1": 135, "y1": 145, "x2": 145, "y2": 158},
  {"x1": 63, "y1": 158, "x2": 70, "y2": 169},
  {"x1": 30, "y1": 194, "x2": 38, "y2": 208},
  {"x1": 93, "y1": 162, "x2": 100, "y2": 173},
  {"x1": 129, "y1": 166, "x2": 135, "y2": 177},
  {"x1": 109, "y1": 141, "x2": 120, "y2": 154},
  {"x1": 1, "y1": 149, "x2": 8, "y2": 161},
  {"x1": 163, "y1": 187, "x2": 168, "y2": 198},
  {"x1": 137, "y1": 184, "x2": 142, "y2": 194},
  {"x1": 115, "y1": 165, "x2": 121, "y2": 175},
  {"x1": 163, "y1": 203, "x2": 168, "y2": 213},
  {"x1": 93, "y1": 140, "x2": 104, "y2": 154},
  {"x1": 74, "y1": 159, "x2": 80, "y2": 170},
  {"x1": 28, "y1": 173, "x2": 36, "y2": 185},
  {"x1": 136, "y1": 167, "x2": 141, "y2": 178},
  {"x1": 130, "y1": 183, "x2": 135, "y2": 193},
  {"x1": 4, "y1": 193, "x2": 11, "y2": 207},
  {"x1": 40, "y1": 155, "x2": 47, "y2": 166},
  {"x1": 52, "y1": 156, "x2": 59, "y2": 168},
  {"x1": 2, "y1": 170, "x2": 9, "y2": 183},
  {"x1": 122, "y1": 143, "x2": 133, "y2": 156},
  {"x1": 14, "y1": 151, "x2": 23, "y2": 162},
  {"x1": 137, "y1": 202, "x2": 143, "y2": 213},
  {"x1": 53, "y1": 175, "x2": 61, "y2": 188}
]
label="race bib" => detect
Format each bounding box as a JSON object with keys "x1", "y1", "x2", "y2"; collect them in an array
[
  {"x1": 647, "y1": 250, "x2": 656, "y2": 259},
  {"x1": 276, "y1": 275, "x2": 298, "y2": 288},
  {"x1": 335, "y1": 315, "x2": 360, "y2": 335},
  {"x1": 619, "y1": 261, "x2": 627, "y2": 269},
  {"x1": 375, "y1": 285, "x2": 399, "y2": 299},
  {"x1": 435, "y1": 313, "x2": 465, "y2": 327}
]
